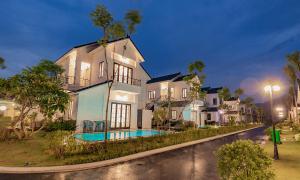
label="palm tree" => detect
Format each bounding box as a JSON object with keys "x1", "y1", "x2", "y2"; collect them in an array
[
  {"x1": 234, "y1": 88, "x2": 244, "y2": 98},
  {"x1": 218, "y1": 87, "x2": 231, "y2": 101},
  {"x1": 0, "y1": 57, "x2": 6, "y2": 69},
  {"x1": 241, "y1": 97, "x2": 254, "y2": 123},
  {"x1": 284, "y1": 65, "x2": 298, "y2": 123}
]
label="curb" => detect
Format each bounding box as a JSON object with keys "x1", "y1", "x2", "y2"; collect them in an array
[{"x1": 0, "y1": 126, "x2": 263, "y2": 174}]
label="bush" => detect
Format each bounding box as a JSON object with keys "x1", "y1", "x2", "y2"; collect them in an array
[
  {"x1": 45, "y1": 120, "x2": 76, "y2": 132},
  {"x1": 0, "y1": 128, "x2": 11, "y2": 141},
  {"x1": 47, "y1": 131, "x2": 77, "y2": 159},
  {"x1": 184, "y1": 121, "x2": 196, "y2": 129},
  {"x1": 216, "y1": 140, "x2": 274, "y2": 180}
]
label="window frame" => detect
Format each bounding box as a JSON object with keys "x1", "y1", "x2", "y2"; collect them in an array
[
  {"x1": 148, "y1": 90, "x2": 156, "y2": 99},
  {"x1": 171, "y1": 110, "x2": 177, "y2": 119},
  {"x1": 99, "y1": 61, "x2": 104, "y2": 78}
]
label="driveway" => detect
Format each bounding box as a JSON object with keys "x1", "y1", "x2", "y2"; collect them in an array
[{"x1": 0, "y1": 127, "x2": 266, "y2": 180}]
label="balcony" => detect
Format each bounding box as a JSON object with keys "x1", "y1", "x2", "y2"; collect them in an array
[
  {"x1": 61, "y1": 75, "x2": 141, "y2": 91},
  {"x1": 61, "y1": 76, "x2": 91, "y2": 91},
  {"x1": 111, "y1": 75, "x2": 141, "y2": 87}
]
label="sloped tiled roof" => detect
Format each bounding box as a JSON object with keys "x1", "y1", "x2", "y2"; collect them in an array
[
  {"x1": 225, "y1": 97, "x2": 238, "y2": 101},
  {"x1": 202, "y1": 107, "x2": 219, "y2": 112},
  {"x1": 173, "y1": 74, "x2": 191, "y2": 82},
  {"x1": 146, "y1": 72, "x2": 181, "y2": 84},
  {"x1": 201, "y1": 87, "x2": 223, "y2": 94}
]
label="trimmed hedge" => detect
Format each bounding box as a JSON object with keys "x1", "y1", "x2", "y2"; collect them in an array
[
  {"x1": 45, "y1": 120, "x2": 76, "y2": 132},
  {"x1": 48, "y1": 124, "x2": 259, "y2": 164}
]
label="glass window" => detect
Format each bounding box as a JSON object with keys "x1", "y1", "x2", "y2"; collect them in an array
[
  {"x1": 207, "y1": 113, "x2": 211, "y2": 120},
  {"x1": 172, "y1": 110, "x2": 177, "y2": 119},
  {"x1": 148, "y1": 91, "x2": 156, "y2": 99},
  {"x1": 182, "y1": 88, "x2": 187, "y2": 98},
  {"x1": 113, "y1": 63, "x2": 133, "y2": 84},
  {"x1": 99, "y1": 61, "x2": 104, "y2": 77},
  {"x1": 170, "y1": 87, "x2": 175, "y2": 98},
  {"x1": 213, "y1": 98, "x2": 217, "y2": 105}
]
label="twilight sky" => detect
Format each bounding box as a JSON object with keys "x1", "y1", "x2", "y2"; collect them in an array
[{"x1": 1, "y1": 0, "x2": 300, "y2": 102}]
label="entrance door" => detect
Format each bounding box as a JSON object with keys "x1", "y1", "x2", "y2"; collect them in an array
[{"x1": 110, "y1": 103, "x2": 131, "y2": 129}]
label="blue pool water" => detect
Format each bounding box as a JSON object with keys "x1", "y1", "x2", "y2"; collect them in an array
[{"x1": 74, "y1": 130, "x2": 165, "y2": 142}]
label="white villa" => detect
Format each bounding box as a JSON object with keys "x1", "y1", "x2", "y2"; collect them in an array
[
  {"x1": 56, "y1": 37, "x2": 152, "y2": 132},
  {"x1": 146, "y1": 72, "x2": 205, "y2": 127}
]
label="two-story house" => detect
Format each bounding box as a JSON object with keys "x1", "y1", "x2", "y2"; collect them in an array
[
  {"x1": 56, "y1": 37, "x2": 152, "y2": 132},
  {"x1": 222, "y1": 97, "x2": 241, "y2": 123},
  {"x1": 146, "y1": 72, "x2": 205, "y2": 127},
  {"x1": 201, "y1": 87, "x2": 223, "y2": 125}
]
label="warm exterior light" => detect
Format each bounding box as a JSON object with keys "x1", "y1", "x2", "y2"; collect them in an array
[
  {"x1": 264, "y1": 84, "x2": 280, "y2": 92},
  {"x1": 219, "y1": 110, "x2": 224, "y2": 114},
  {"x1": 276, "y1": 107, "x2": 283, "y2": 112},
  {"x1": 264, "y1": 85, "x2": 272, "y2": 92},
  {"x1": 116, "y1": 95, "x2": 128, "y2": 101},
  {"x1": 0, "y1": 105, "x2": 7, "y2": 111},
  {"x1": 272, "y1": 85, "x2": 280, "y2": 91}
]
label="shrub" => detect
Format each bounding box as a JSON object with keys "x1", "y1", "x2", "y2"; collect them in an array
[
  {"x1": 216, "y1": 140, "x2": 274, "y2": 180},
  {"x1": 45, "y1": 120, "x2": 76, "y2": 132},
  {"x1": 47, "y1": 131, "x2": 77, "y2": 159},
  {"x1": 0, "y1": 128, "x2": 11, "y2": 141},
  {"x1": 184, "y1": 121, "x2": 196, "y2": 129}
]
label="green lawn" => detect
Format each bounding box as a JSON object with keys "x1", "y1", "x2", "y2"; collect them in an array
[
  {"x1": 264, "y1": 131, "x2": 300, "y2": 180},
  {"x1": 0, "y1": 132, "x2": 65, "y2": 166}
]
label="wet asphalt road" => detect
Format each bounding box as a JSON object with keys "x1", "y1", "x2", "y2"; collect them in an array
[{"x1": 1, "y1": 127, "x2": 266, "y2": 180}]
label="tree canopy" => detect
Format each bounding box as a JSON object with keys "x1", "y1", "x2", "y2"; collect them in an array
[
  {"x1": 0, "y1": 56, "x2": 6, "y2": 69},
  {"x1": 0, "y1": 60, "x2": 69, "y2": 139}
]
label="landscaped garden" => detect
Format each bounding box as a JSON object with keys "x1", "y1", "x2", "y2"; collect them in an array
[{"x1": 0, "y1": 116, "x2": 259, "y2": 167}]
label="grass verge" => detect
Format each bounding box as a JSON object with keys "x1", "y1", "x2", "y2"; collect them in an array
[{"x1": 264, "y1": 130, "x2": 300, "y2": 180}]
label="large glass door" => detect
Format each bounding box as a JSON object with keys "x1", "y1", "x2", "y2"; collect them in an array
[{"x1": 110, "y1": 103, "x2": 131, "y2": 129}]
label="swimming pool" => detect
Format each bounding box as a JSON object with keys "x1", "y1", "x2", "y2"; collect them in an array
[{"x1": 74, "y1": 129, "x2": 165, "y2": 142}]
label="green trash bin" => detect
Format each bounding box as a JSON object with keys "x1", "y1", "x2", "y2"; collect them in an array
[{"x1": 271, "y1": 129, "x2": 281, "y2": 144}]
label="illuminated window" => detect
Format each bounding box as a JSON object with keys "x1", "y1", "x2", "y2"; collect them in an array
[
  {"x1": 113, "y1": 63, "x2": 133, "y2": 84},
  {"x1": 148, "y1": 91, "x2": 156, "y2": 99},
  {"x1": 171, "y1": 110, "x2": 177, "y2": 119},
  {"x1": 182, "y1": 88, "x2": 187, "y2": 98},
  {"x1": 99, "y1": 61, "x2": 104, "y2": 77},
  {"x1": 68, "y1": 58, "x2": 76, "y2": 84},
  {"x1": 170, "y1": 87, "x2": 175, "y2": 98},
  {"x1": 80, "y1": 62, "x2": 91, "y2": 86}
]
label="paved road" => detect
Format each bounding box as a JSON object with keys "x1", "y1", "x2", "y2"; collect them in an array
[{"x1": 1, "y1": 127, "x2": 266, "y2": 180}]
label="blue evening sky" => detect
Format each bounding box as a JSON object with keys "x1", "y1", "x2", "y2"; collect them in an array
[{"x1": 1, "y1": 0, "x2": 300, "y2": 101}]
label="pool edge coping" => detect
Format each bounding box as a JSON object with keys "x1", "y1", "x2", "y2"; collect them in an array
[{"x1": 0, "y1": 126, "x2": 263, "y2": 174}]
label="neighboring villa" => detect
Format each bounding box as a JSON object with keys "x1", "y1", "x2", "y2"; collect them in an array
[
  {"x1": 222, "y1": 97, "x2": 242, "y2": 123},
  {"x1": 56, "y1": 37, "x2": 152, "y2": 132},
  {"x1": 201, "y1": 87, "x2": 223, "y2": 124},
  {"x1": 146, "y1": 72, "x2": 205, "y2": 127}
]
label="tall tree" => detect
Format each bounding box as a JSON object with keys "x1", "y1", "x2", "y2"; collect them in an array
[
  {"x1": 91, "y1": 5, "x2": 141, "y2": 142},
  {"x1": 234, "y1": 88, "x2": 244, "y2": 98},
  {"x1": 1, "y1": 60, "x2": 69, "y2": 139},
  {"x1": 125, "y1": 10, "x2": 142, "y2": 35},
  {"x1": 241, "y1": 97, "x2": 255, "y2": 123},
  {"x1": 283, "y1": 64, "x2": 298, "y2": 123},
  {"x1": 0, "y1": 56, "x2": 6, "y2": 69}
]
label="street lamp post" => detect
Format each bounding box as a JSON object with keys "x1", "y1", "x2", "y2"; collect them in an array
[{"x1": 264, "y1": 84, "x2": 280, "y2": 160}]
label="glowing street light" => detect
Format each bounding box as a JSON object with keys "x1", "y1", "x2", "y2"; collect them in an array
[
  {"x1": 264, "y1": 83, "x2": 280, "y2": 160},
  {"x1": 275, "y1": 107, "x2": 284, "y2": 112}
]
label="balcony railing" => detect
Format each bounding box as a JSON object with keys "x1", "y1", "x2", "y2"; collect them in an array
[
  {"x1": 61, "y1": 76, "x2": 91, "y2": 89},
  {"x1": 61, "y1": 75, "x2": 141, "y2": 90},
  {"x1": 111, "y1": 75, "x2": 141, "y2": 86}
]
